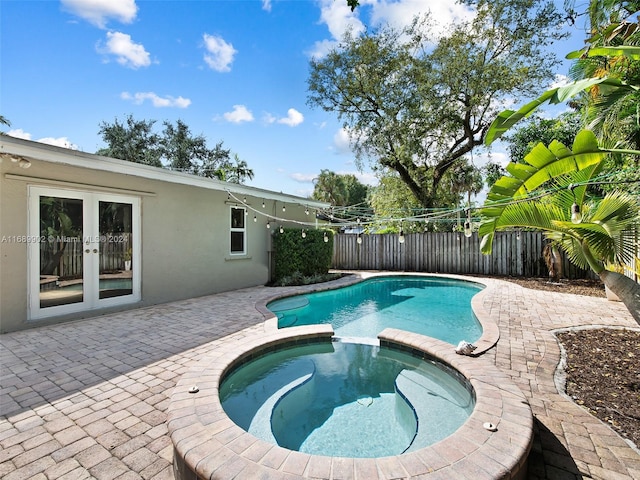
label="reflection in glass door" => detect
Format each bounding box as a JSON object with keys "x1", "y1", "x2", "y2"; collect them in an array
[
  {"x1": 99, "y1": 201, "x2": 133, "y2": 299},
  {"x1": 38, "y1": 196, "x2": 85, "y2": 308},
  {"x1": 29, "y1": 187, "x2": 140, "y2": 320}
]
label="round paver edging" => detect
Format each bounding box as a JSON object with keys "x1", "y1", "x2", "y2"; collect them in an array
[{"x1": 168, "y1": 323, "x2": 532, "y2": 480}]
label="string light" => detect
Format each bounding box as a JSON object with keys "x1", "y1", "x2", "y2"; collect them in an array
[
  {"x1": 225, "y1": 173, "x2": 638, "y2": 237},
  {"x1": 279, "y1": 225, "x2": 284, "y2": 234},
  {"x1": 568, "y1": 184, "x2": 582, "y2": 224},
  {"x1": 464, "y1": 220, "x2": 472, "y2": 238},
  {"x1": 301, "y1": 229, "x2": 306, "y2": 238},
  {"x1": 323, "y1": 232, "x2": 329, "y2": 243}
]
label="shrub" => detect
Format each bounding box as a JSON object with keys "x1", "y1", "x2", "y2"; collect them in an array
[{"x1": 272, "y1": 228, "x2": 333, "y2": 283}]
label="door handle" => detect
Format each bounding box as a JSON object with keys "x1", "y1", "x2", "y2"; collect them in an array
[
  {"x1": 85, "y1": 249, "x2": 90, "y2": 254},
  {"x1": 93, "y1": 249, "x2": 98, "y2": 253}
]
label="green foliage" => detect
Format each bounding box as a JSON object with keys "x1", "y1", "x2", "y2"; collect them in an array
[
  {"x1": 312, "y1": 169, "x2": 369, "y2": 206},
  {"x1": 96, "y1": 114, "x2": 254, "y2": 183},
  {"x1": 480, "y1": 130, "x2": 609, "y2": 252},
  {"x1": 504, "y1": 113, "x2": 582, "y2": 164},
  {"x1": 308, "y1": 0, "x2": 566, "y2": 209},
  {"x1": 272, "y1": 228, "x2": 334, "y2": 282}
]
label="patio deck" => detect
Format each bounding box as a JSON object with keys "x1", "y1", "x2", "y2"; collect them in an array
[{"x1": 1, "y1": 273, "x2": 638, "y2": 479}]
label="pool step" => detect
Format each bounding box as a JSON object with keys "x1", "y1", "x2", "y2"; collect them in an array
[
  {"x1": 248, "y1": 359, "x2": 315, "y2": 443},
  {"x1": 396, "y1": 369, "x2": 472, "y2": 452}
]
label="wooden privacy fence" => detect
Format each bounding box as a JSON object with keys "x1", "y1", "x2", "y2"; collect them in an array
[
  {"x1": 332, "y1": 231, "x2": 596, "y2": 279},
  {"x1": 40, "y1": 233, "x2": 132, "y2": 278}
]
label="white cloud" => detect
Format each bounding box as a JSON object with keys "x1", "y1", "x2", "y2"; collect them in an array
[
  {"x1": 550, "y1": 74, "x2": 571, "y2": 89},
  {"x1": 343, "y1": 170, "x2": 378, "y2": 186},
  {"x1": 121, "y1": 91, "x2": 191, "y2": 108},
  {"x1": 309, "y1": 0, "x2": 365, "y2": 58},
  {"x1": 319, "y1": 0, "x2": 365, "y2": 41},
  {"x1": 7, "y1": 129, "x2": 31, "y2": 140},
  {"x1": 278, "y1": 108, "x2": 304, "y2": 127},
  {"x1": 311, "y1": 0, "x2": 475, "y2": 58},
  {"x1": 262, "y1": 0, "x2": 272, "y2": 12},
  {"x1": 202, "y1": 34, "x2": 237, "y2": 72},
  {"x1": 38, "y1": 137, "x2": 79, "y2": 150},
  {"x1": 333, "y1": 127, "x2": 353, "y2": 154},
  {"x1": 99, "y1": 31, "x2": 151, "y2": 69},
  {"x1": 8, "y1": 129, "x2": 78, "y2": 149},
  {"x1": 290, "y1": 172, "x2": 317, "y2": 183},
  {"x1": 368, "y1": 0, "x2": 474, "y2": 33},
  {"x1": 61, "y1": 0, "x2": 137, "y2": 28},
  {"x1": 223, "y1": 105, "x2": 254, "y2": 123}
]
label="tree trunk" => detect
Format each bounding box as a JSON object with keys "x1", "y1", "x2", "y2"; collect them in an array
[{"x1": 599, "y1": 270, "x2": 640, "y2": 326}]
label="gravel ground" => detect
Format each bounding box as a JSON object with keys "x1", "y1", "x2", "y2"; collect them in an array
[{"x1": 501, "y1": 276, "x2": 639, "y2": 448}]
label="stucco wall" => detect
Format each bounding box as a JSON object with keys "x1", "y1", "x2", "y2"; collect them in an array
[{"x1": 0, "y1": 155, "x2": 317, "y2": 332}]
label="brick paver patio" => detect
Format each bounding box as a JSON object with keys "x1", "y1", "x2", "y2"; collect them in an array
[{"x1": 1, "y1": 274, "x2": 638, "y2": 479}]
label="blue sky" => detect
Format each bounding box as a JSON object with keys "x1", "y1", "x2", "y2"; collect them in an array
[{"x1": 1, "y1": 0, "x2": 584, "y2": 199}]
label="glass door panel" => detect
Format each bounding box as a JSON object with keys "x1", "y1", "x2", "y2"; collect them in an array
[
  {"x1": 29, "y1": 186, "x2": 140, "y2": 320},
  {"x1": 99, "y1": 201, "x2": 133, "y2": 299},
  {"x1": 38, "y1": 196, "x2": 85, "y2": 309}
]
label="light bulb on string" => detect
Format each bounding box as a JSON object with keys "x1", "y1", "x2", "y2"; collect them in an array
[
  {"x1": 282, "y1": 204, "x2": 286, "y2": 213},
  {"x1": 301, "y1": 229, "x2": 306, "y2": 238},
  {"x1": 398, "y1": 229, "x2": 405, "y2": 244},
  {"x1": 305, "y1": 207, "x2": 309, "y2": 215},
  {"x1": 323, "y1": 232, "x2": 329, "y2": 243},
  {"x1": 568, "y1": 183, "x2": 582, "y2": 224},
  {"x1": 463, "y1": 220, "x2": 472, "y2": 238},
  {"x1": 266, "y1": 221, "x2": 271, "y2": 229},
  {"x1": 357, "y1": 234, "x2": 362, "y2": 245},
  {"x1": 571, "y1": 203, "x2": 582, "y2": 224},
  {"x1": 279, "y1": 225, "x2": 284, "y2": 234},
  {"x1": 262, "y1": 200, "x2": 265, "y2": 208},
  {"x1": 253, "y1": 215, "x2": 257, "y2": 223}
]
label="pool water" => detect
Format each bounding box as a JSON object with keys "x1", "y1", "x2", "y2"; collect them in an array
[
  {"x1": 268, "y1": 276, "x2": 483, "y2": 344},
  {"x1": 220, "y1": 341, "x2": 474, "y2": 458},
  {"x1": 59, "y1": 278, "x2": 132, "y2": 291}
]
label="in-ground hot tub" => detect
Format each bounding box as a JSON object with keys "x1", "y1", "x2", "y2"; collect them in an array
[
  {"x1": 220, "y1": 339, "x2": 475, "y2": 458},
  {"x1": 168, "y1": 324, "x2": 533, "y2": 480}
]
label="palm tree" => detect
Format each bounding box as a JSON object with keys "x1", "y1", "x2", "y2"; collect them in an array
[
  {"x1": 481, "y1": 0, "x2": 640, "y2": 324},
  {"x1": 479, "y1": 130, "x2": 640, "y2": 325}
]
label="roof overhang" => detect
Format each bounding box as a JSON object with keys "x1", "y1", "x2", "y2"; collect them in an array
[{"x1": 0, "y1": 134, "x2": 329, "y2": 209}]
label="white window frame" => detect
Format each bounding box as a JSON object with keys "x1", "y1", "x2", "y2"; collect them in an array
[{"x1": 230, "y1": 206, "x2": 246, "y2": 255}]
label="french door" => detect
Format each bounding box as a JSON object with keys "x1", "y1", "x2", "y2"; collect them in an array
[{"x1": 28, "y1": 186, "x2": 141, "y2": 320}]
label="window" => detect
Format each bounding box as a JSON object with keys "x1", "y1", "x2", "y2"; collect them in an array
[{"x1": 230, "y1": 206, "x2": 246, "y2": 254}]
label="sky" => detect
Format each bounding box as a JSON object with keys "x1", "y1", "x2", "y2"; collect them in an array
[{"x1": 1, "y1": 0, "x2": 585, "y2": 200}]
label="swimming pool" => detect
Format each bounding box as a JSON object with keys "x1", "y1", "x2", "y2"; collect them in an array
[
  {"x1": 220, "y1": 339, "x2": 474, "y2": 458},
  {"x1": 267, "y1": 276, "x2": 483, "y2": 344}
]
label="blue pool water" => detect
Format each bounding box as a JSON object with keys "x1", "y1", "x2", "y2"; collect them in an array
[
  {"x1": 268, "y1": 276, "x2": 483, "y2": 344},
  {"x1": 61, "y1": 278, "x2": 132, "y2": 291},
  {"x1": 220, "y1": 341, "x2": 474, "y2": 458}
]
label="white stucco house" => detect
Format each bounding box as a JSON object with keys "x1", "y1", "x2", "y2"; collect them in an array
[{"x1": 0, "y1": 135, "x2": 329, "y2": 332}]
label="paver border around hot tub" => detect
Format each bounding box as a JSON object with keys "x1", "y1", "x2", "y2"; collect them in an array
[
  {"x1": 167, "y1": 322, "x2": 533, "y2": 480},
  {"x1": 256, "y1": 272, "x2": 500, "y2": 355}
]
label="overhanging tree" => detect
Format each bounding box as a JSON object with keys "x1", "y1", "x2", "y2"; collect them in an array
[{"x1": 307, "y1": 0, "x2": 567, "y2": 209}]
